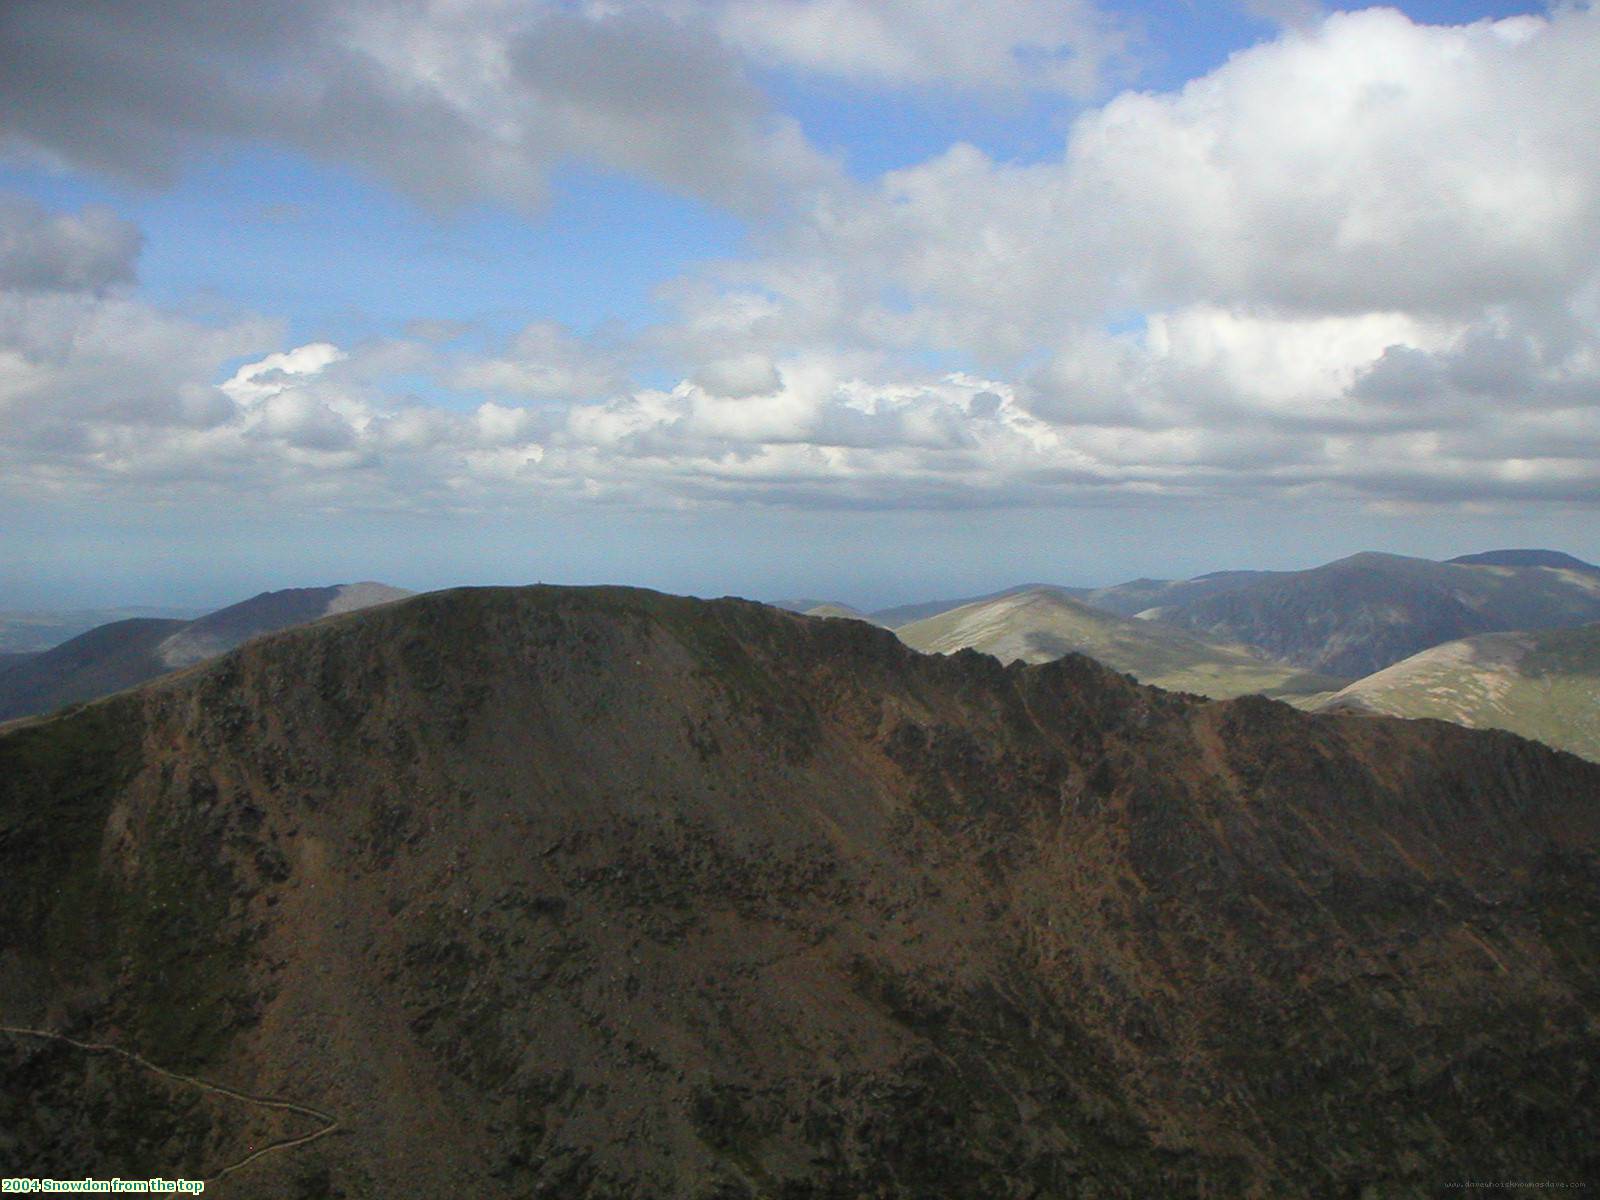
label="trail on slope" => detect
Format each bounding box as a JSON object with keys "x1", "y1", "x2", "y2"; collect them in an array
[{"x1": 0, "y1": 1024, "x2": 340, "y2": 1181}]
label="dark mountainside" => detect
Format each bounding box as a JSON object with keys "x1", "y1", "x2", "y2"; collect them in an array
[
  {"x1": 2, "y1": 586, "x2": 1597, "y2": 1198},
  {"x1": 0, "y1": 617, "x2": 190, "y2": 722},
  {"x1": 1136, "y1": 552, "x2": 1600, "y2": 676},
  {"x1": 0, "y1": 583, "x2": 411, "y2": 722},
  {"x1": 0, "y1": 607, "x2": 204, "y2": 655}
]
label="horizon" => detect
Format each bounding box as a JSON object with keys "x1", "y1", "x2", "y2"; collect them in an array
[
  {"x1": 3, "y1": 1, "x2": 1597, "y2": 609},
  {"x1": 5, "y1": 539, "x2": 1593, "y2": 618}
]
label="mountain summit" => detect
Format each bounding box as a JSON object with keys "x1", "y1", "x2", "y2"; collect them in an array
[{"x1": 2, "y1": 585, "x2": 1596, "y2": 1196}]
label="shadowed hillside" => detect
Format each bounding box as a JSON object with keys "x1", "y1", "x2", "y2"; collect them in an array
[
  {"x1": 0, "y1": 583, "x2": 410, "y2": 722},
  {"x1": 2, "y1": 585, "x2": 1597, "y2": 1197}
]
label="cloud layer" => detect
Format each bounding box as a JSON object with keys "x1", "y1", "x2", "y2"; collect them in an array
[{"x1": 2, "y1": 5, "x2": 1598, "y2": 520}]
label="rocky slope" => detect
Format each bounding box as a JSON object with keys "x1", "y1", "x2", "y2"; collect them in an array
[
  {"x1": 0, "y1": 583, "x2": 410, "y2": 721},
  {"x1": 2, "y1": 585, "x2": 1597, "y2": 1198},
  {"x1": 1320, "y1": 624, "x2": 1600, "y2": 762},
  {"x1": 893, "y1": 586, "x2": 1344, "y2": 699}
]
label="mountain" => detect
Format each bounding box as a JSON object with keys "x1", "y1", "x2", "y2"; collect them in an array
[
  {"x1": 1067, "y1": 570, "x2": 1274, "y2": 618},
  {"x1": 1319, "y1": 624, "x2": 1600, "y2": 762},
  {"x1": 0, "y1": 606, "x2": 204, "y2": 654},
  {"x1": 1447, "y1": 549, "x2": 1600, "y2": 572},
  {"x1": 1111, "y1": 551, "x2": 1600, "y2": 677},
  {"x1": 769, "y1": 598, "x2": 876, "y2": 622},
  {"x1": 4, "y1": 585, "x2": 1595, "y2": 1197},
  {"x1": 893, "y1": 586, "x2": 1345, "y2": 698},
  {"x1": 799, "y1": 601, "x2": 873, "y2": 621},
  {"x1": 767, "y1": 597, "x2": 840, "y2": 614},
  {"x1": 0, "y1": 583, "x2": 411, "y2": 721},
  {"x1": 869, "y1": 583, "x2": 1075, "y2": 627},
  {"x1": 0, "y1": 617, "x2": 191, "y2": 723},
  {"x1": 150, "y1": 581, "x2": 412, "y2": 670}
]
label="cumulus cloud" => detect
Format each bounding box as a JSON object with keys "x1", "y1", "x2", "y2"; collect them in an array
[
  {"x1": 715, "y1": 6, "x2": 1600, "y2": 360},
  {"x1": 4, "y1": 9, "x2": 1600, "y2": 519},
  {"x1": 222, "y1": 343, "x2": 348, "y2": 405},
  {"x1": 0, "y1": 193, "x2": 142, "y2": 292}
]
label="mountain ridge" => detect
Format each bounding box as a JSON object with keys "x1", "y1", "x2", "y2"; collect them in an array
[{"x1": 3, "y1": 584, "x2": 1596, "y2": 1196}]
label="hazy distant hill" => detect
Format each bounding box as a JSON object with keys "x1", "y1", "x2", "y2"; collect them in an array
[
  {"x1": 1110, "y1": 551, "x2": 1600, "y2": 677},
  {"x1": 1319, "y1": 624, "x2": 1600, "y2": 762},
  {"x1": 770, "y1": 598, "x2": 877, "y2": 622},
  {"x1": 3, "y1": 585, "x2": 1595, "y2": 1195},
  {"x1": 0, "y1": 583, "x2": 410, "y2": 721},
  {"x1": 0, "y1": 606, "x2": 203, "y2": 653},
  {"x1": 801, "y1": 601, "x2": 874, "y2": 621},
  {"x1": 870, "y1": 583, "x2": 1073, "y2": 627},
  {"x1": 1069, "y1": 570, "x2": 1274, "y2": 618},
  {"x1": 894, "y1": 586, "x2": 1344, "y2": 698},
  {"x1": 151, "y1": 581, "x2": 412, "y2": 670},
  {"x1": 1447, "y1": 549, "x2": 1600, "y2": 572},
  {"x1": 0, "y1": 618, "x2": 190, "y2": 722}
]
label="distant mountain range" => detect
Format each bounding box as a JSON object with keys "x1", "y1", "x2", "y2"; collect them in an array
[
  {"x1": 1095, "y1": 551, "x2": 1600, "y2": 677},
  {"x1": 0, "y1": 605, "x2": 204, "y2": 653},
  {"x1": 893, "y1": 586, "x2": 1344, "y2": 699},
  {"x1": 1317, "y1": 623, "x2": 1600, "y2": 762},
  {"x1": 860, "y1": 549, "x2": 1600, "y2": 680},
  {"x1": 4, "y1": 584, "x2": 1595, "y2": 1194},
  {"x1": 0, "y1": 583, "x2": 410, "y2": 722}
]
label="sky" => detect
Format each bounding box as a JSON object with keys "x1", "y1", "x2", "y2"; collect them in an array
[{"x1": 1, "y1": 0, "x2": 1597, "y2": 610}]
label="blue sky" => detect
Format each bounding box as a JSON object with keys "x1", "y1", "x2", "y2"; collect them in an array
[{"x1": 1, "y1": 0, "x2": 1596, "y2": 608}]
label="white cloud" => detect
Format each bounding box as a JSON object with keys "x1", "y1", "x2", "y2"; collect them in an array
[
  {"x1": 692, "y1": 353, "x2": 783, "y2": 398},
  {"x1": 5, "y1": 10, "x2": 1600, "y2": 520},
  {"x1": 222, "y1": 342, "x2": 347, "y2": 405},
  {"x1": 708, "y1": 0, "x2": 1127, "y2": 95},
  {"x1": 716, "y1": 6, "x2": 1600, "y2": 361},
  {"x1": 452, "y1": 322, "x2": 628, "y2": 401}
]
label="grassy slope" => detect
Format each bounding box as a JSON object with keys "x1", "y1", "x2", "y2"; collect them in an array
[
  {"x1": 893, "y1": 587, "x2": 1345, "y2": 699},
  {"x1": 1318, "y1": 625, "x2": 1600, "y2": 762}
]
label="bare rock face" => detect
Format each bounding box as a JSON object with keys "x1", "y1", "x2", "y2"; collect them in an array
[{"x1": 2, "y1": 586, "x2": 1596, "y2": 1198}]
